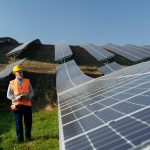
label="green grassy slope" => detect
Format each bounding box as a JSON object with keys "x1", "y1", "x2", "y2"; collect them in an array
[{"x1": 0, "y1": 110, "x2": 59, "y2": 150}]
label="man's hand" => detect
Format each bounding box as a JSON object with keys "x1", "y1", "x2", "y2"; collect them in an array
[
  {"x1": 20, "y1": 93, "x2": 29, "y2": 99},
  {"x1": 13, "y1": 95, "x2": 22, "y2": 102},
  {"x1": 11, "y1": 103, "x2": 17, "y2": 110}
]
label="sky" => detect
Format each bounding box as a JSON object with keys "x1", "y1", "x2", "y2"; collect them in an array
[{"x1": 0, "y1": 0, "x2": 150, "y2": 45}]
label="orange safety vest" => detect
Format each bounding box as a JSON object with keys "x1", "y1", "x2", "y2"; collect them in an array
[{"x1": 10, "y1": 78, "x2": 32, "y2": 106}]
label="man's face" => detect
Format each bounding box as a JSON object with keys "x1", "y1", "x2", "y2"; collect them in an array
[{"x1": 14, "y1": 71, "x2": 23, "y2": 78}]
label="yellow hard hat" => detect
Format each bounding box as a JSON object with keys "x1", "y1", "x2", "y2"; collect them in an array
[{"x1": 13, "y1": 65, "x2": 23, "y2": 73}]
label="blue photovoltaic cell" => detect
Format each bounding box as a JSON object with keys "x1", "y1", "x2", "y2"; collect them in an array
[
  {"x1": 87, "y1": 126, "x2": 132, "y2": 150},
  {"x1": 132, "y1": 108, "x2": 150, "y2": 124},
  {"x1": 100, "y1": 98, "x2": 120, "y2": 106},
  {"x1": 87, "y1": 103, "x2": 104, "y2": 111},
  {"x1": 74, "y1": 108, "x2": 90, "y2": 118},
  {"x1": 63, "y1": 121, "x2": 83, "y2": 140},
  {"x1": 65, "y1": 135, "x2": 93, "y2": 150},
  {"x1": 79, "y1": 115, "x2": 103, "y2": 131},
  {"x1": 110, "y1": 117, "x2": 150, "y2": 146},
  {"x1": 95, "y1": 108, "x2": 123, "y2": 122},
  {"x1": 127, "y1": 95, "x2": 150, "y2": 105},
  {"x1": 71, "y1": 103, "x2": 84, "y2": 111},
  {"x1": 112, "y1": 102, "x2": 143, "y2": 114},
  {"x1": 62, "y1": 113, "x2": 76, "y2": 124}
]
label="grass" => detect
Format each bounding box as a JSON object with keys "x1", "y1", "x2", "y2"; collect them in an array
[{"x1": 0, "y1": 110, "x2": 59, "y2": 150}]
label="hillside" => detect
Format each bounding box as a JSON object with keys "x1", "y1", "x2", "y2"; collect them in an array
[{"x1": 1, "y1": 39, "x2": 140, "y2": 112}]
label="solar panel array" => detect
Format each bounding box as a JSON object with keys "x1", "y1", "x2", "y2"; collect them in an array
[
  {"x1": 56, "y1": 60, "x2": 93, "y2": 93},
  {"x1": 102, "y1": 43, "x2": 150, "y2": 62},
  {"x1": 55, "y1": 41, "x2": 73, "y2": 61},
  {"x1": 6, "y1": 42, "x2": 30, "y2": 56},
  {"x1": 99, "y1": 62, "x2": 123, "y2": 75},
  {"x1": 6, "y1": 39, "x2": 41, "y2": 56},
  {"x1": 0, "y1": 58, "x2": 26, "y2": 80},
  {"x1": 124, "y1": 44, "x2": 150, "y2": 56},
  {"x1": 143, "y1": 45, "x2": 150, "y2": 49},
  {"x1": 79, "y1": 43, "x2": 114, "y2": 62},
  {"x1": 58, "y1": 60, "x2": 150, "y2": 150}
]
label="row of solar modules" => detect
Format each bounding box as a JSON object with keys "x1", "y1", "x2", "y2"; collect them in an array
[
  {"x1": 99, "y1": 62, "x2": 124, "y2": 75},
  {"x1": 58, "y1": 60, "x2": 150, "y2": 150},
  {"x1": 56, "y1": 60, "x2": 93, "y2": 93},
  {"x1": 78, "y1": 43, "x2": 114, "y2": 61},
  {"x1": 55, "y1": 41, "x2": 114, "y2": 62},
  {"x1": 0, "y1": 58, "x2": 26, "y2": 80},
  {"x1": 0, "y1": 39, "x2": 40, "y2": 80},
  {"x1": 103, "y1": 44, "x2": 150, "y2": 63},
  {"x1": 5, "y1": 39, "x2": 41, "y2": 57},
  {"x1": 6, "y1": 40, "x2": 114, "y2": 63},
  {"x1": 5, "y1": 38, "x2": 150, "y2": 63}
]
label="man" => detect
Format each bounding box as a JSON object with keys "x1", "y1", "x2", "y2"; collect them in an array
[{"x1": 7, "y1": 65, "x2": 34, "y2": 142}]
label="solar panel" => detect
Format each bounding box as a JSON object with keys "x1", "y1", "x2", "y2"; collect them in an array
[
  {"x1": 79, "y1": 43, "x2": 114, "y2": 62},
  {"x1": 0, "y1": 58, "x2": 26, "y2": 80},
  {"x1": 55, "y1": 41, "x2": 73, "y2": 61},
  {"x1": 99, "y1": 62, "x2": 124, "y2": 75},
  {"x1": 102, "y1": 43, "x2": 144, "y2": 62},
  {"x1": 56, "y1": 60, "x2": 93, "y2": 93},
  {"x1": 124, "y1": 44, "x2": 150, "y2": 56},
  {"x1": 143, "y1": 45, "x2": 150, "y2": 49},
  {"x1": 123, "y1": 44, "x2": 150, "y2": 58},
  {"x1": 58, "y1": 60, "x2": 150, "y2": 150},
  {"x1": 141, "y1": 45, "x2": 150, "y2": 52},
  {"x1": 6, "y1": 39, "x2": 41, "y2": 56}
]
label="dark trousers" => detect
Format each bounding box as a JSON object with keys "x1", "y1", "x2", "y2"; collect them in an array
[{"x1": 14, "y1": 105, "x2": 32, "y2": 141}]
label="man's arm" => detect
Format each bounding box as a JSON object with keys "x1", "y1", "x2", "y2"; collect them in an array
[{"x1": 7, "y1": 84, "x2": 21, "y2": 101}]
